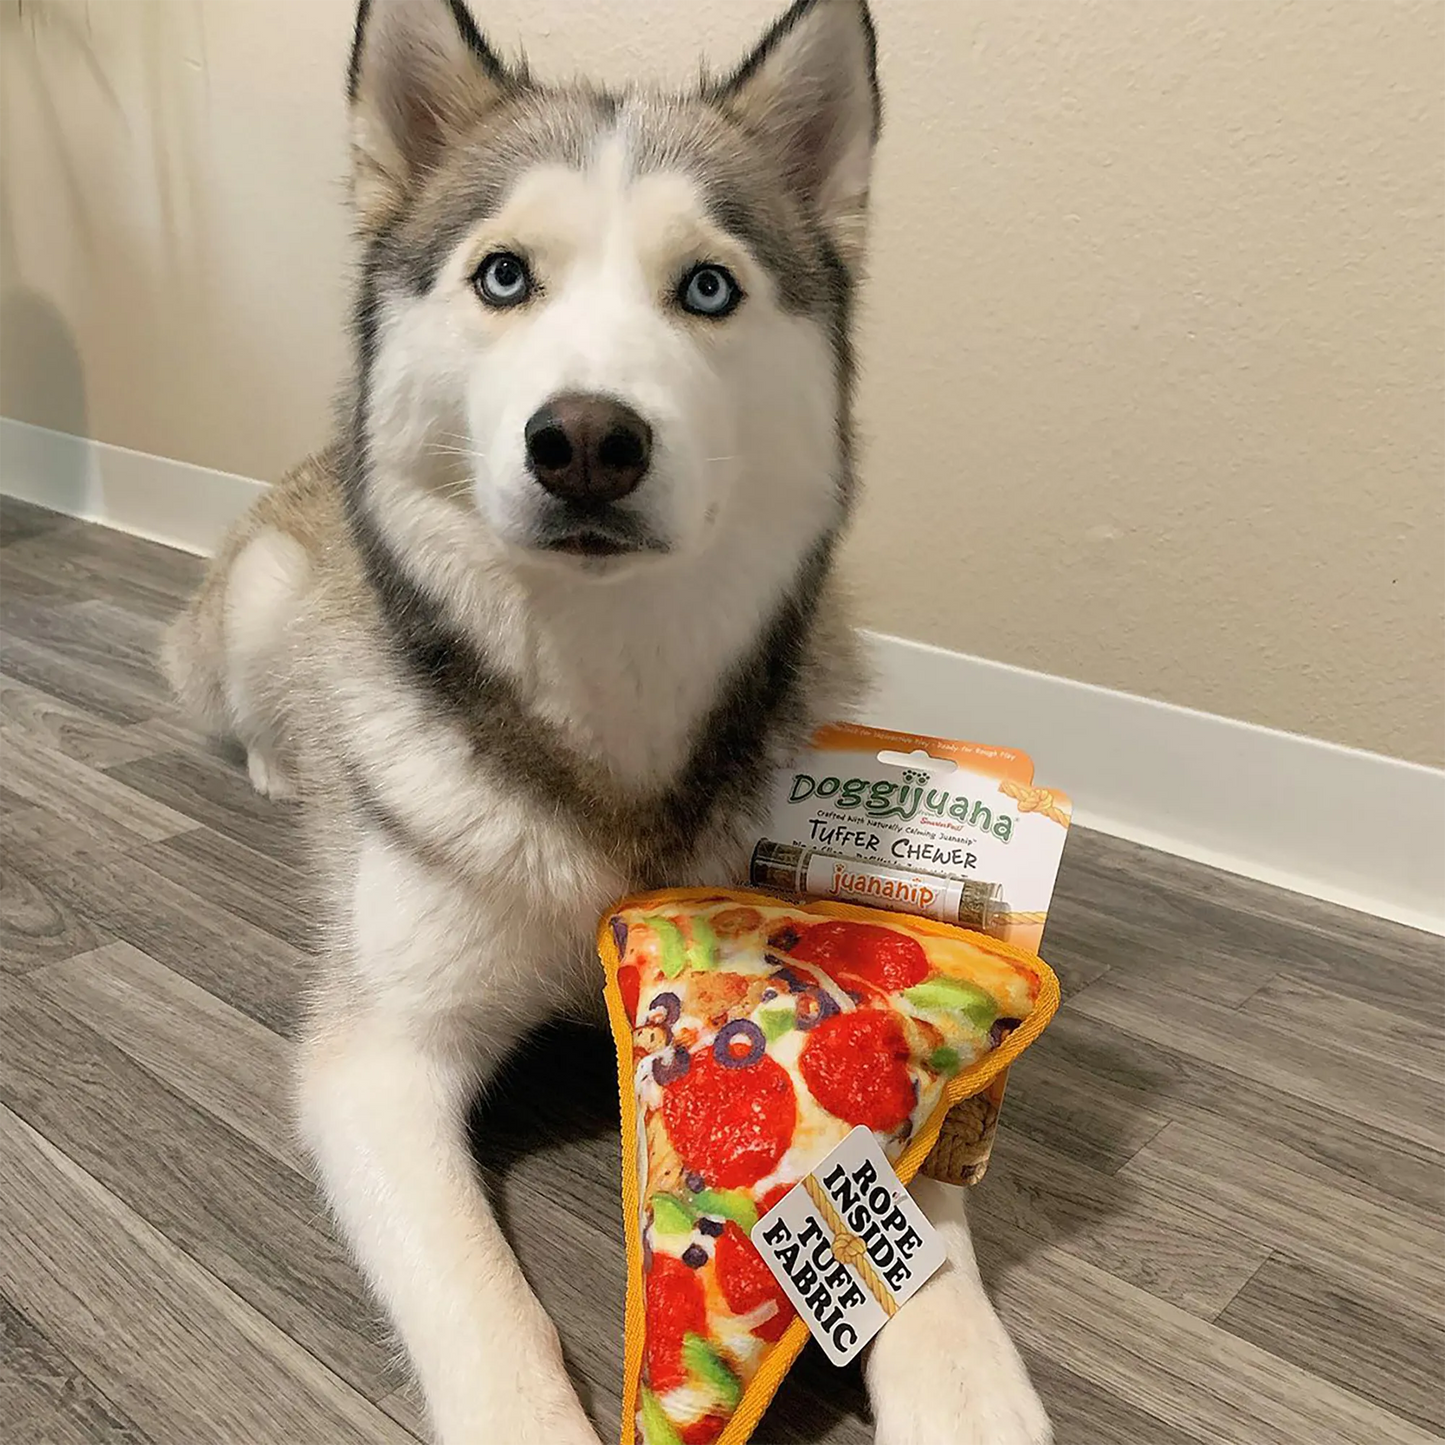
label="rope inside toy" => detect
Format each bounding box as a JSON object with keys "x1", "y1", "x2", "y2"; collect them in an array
[{"x1": 801, "y1": 1174, "x2": 899, "y2": 1318}]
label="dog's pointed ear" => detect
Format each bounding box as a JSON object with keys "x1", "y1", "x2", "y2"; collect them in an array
[
  {"x1": 711, "y1": 0, "x2": 880, "y2": 258},
  {"x1": 348, "y1": 0, "x2": 517, "y2": 230}
]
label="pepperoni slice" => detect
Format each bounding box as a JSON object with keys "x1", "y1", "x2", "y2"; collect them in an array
[
  {"x1": 662, "y1": 1049, "x2": 795, "y2": 1188},
  {"x1": 789, "y1": 921, "x2": 929, "y2": 994},
  {"x1": 800, "y1": 1010, "x2": 916, "y2": 1131},
  {"x1": 714, "y1": 1222, "x2": 796, "y2": 1342},
  {"x1": 617, "y1": 964, "x2": 641, "y2": 1024},
  {"x1": 645, "y1": 1254, "x2": 707, "y2": 1392},
  {"x1": 680, "y1": 1416, "x2": 728, "y2": 1445}
]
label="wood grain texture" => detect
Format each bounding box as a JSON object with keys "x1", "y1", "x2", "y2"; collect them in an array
[
  {"x1": 3, "y1": 730, "x2": 195, "y2": 844},
  {"x1": 0, "y1": 805, "x2": 308, "y2": 1033},
  {"x1": 30, "y1": 941, "x2": 301, "y2": 1171},
  {"x1": 1240, "y1": 971, "x2": 1445, "y2": 1084},
  {"x1": 0, "y1": 676, "x2": 161, "y2": 769},
  {"x1": 377, "y1": 1384, "x2": 430, "y2": 1442},
  {"x1": 0, "y1": 1107, "x2": 417, "y2": 1445},
  {"x1": 105, "y1": 749, "x2": 305, "y2": 860},
  {"x1": 2, "y1": 549, "x2": 73, "y2": 612},
  {"x1": 0, "y1": 783, "x2": 33, "y2": 811},
  {"x1": 1070, "y1": 970, "x2": 1445, "y2": 1151},
  {"x1": 2, "y1": 596, "x2": 169, "y2": 712},
  {"x1": 993, "y1": 1048, "x2": 1172, "y2": 1173},
  {"x1": 136, "y1": 826, "x2": 315, "y2": 949},
  {"x1": 0, "y1": 1294, "x2": 152, "y2": 1445},
  {"x1": 1010, "y1": 1006, "x2": 1445, "y2": 1222},
  {"x1": 0, "y1": 833, "x2": 114, "y2": 975},
  {"x1": 1041, "y1": 847, "x2": 1285, "y2": 1007},
  {"x1": 1, "y1": 524, "x2": 202, "y2": 622},
  {"x1": 2, "y1": 505, "x2": 1442, "y2": 1445},
  {"x1": 1073, "y1": 833, "x2": 1445, "y2": 1025},
  {"x1": 1018, "y1": 1347, "x2": 1200, "y2": 1445},
  {"x1": 0, "y1": 981, "x2": 403, "y2": 1402},
  {"x1": 0, "y1": 633, "x2": 160, "y2": 726},
  {"x1": 1216, "y1": 1254, "x2": 1445, "y2": 1434},
  {"x1": 1119, "y1": 1115, "x2": 1445, "y2": 1311},
  {"x1": 0, "y1": 495, "x2": 72, "y2": 548},
  {"x1": 970, "y1": 1125, "x2": 1273, "y2": 1317},
  {"x1": 975, "y1": 1229, "x2": 1443, "y2": 1445}
]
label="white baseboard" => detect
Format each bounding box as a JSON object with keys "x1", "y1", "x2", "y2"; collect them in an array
[
  {"x1": 5, "y1": 416, "x2": 1442, "y2": 934},
  {"x1": 0, "y1": 417, "x2": 263, "y2": 556},
  {"x1": 862, "y1": 634, "x2": 1444, "y2": 935}
]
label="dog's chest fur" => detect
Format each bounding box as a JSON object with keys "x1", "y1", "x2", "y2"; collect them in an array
[{"x1": 286, "y1": 490, "x2": 860, "y2": 1009}]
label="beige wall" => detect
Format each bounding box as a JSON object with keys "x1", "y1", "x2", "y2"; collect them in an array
[{"x1": 2, "y1": 0, "x2": 1442, "y2": 765}]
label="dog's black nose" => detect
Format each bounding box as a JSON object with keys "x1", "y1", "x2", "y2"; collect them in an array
[{"x1": 524, "y1": 394, "x2": 652, "y2": 505}]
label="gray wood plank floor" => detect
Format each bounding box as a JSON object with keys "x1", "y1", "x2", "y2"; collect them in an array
[{"x1": 1, "y1": 496, "x2": 1441, "y2": 1445}]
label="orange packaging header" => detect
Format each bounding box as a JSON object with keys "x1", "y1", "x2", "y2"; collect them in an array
[{"x1": 745, "y1": 721, "x2": 1072, "y2": 954}]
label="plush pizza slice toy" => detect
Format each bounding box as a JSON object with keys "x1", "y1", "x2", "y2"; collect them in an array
[{"x1": 600, "y1": 888, "x2": 1060, "y2": 1445}]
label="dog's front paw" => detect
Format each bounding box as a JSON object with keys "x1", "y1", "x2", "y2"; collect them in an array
[
  {"x1": 866, "y1": 1279, "x2": 1051, "y2": 1445},
  {"x1": 245, "y1": 747, "x2": 296, "y2": 800},
  {"x1": 441, "y1": 1400, "x2": 601, "y2": 1445},
  {"x1": 505, "y1": 1413, "x2": 601, "y2": 1445},
  {"x1": 870, "y1": 1362, "x2": 1052, "y2": 1445}
]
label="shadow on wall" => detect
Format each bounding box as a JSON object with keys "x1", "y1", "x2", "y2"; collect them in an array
[
  {"x1": 0, "y1": 206, "x2": 91, "y2": 516},
  {"x1": 0, "y1": 178, "x2": 92, "y2": 505},
  {"x1": 0, "y1": 0, "x2": 274, "y2": 483},
  {"x1": 0, "y1": 290, "x2": 89, "y2": 459},
  {"x1": 0, "y1": 0, "x2": 90, "y2": 508}
]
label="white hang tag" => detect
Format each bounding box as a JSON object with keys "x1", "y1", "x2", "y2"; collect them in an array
[{"x1": 750, "y1": 1126, "x2": 947, "y2": 1366}]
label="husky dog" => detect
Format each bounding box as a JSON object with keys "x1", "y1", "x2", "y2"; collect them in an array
[{"x1": 163, "y1": 1, "x2": 1051, "y2": 1441}]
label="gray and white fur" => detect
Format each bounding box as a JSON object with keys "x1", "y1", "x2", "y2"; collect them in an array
[{"x1": 163, "y1": 1, "x2": 1051, "y2": 1441}]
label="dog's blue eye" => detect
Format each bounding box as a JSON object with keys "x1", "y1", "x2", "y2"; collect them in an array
[
  {"x1": 679, "y1": 264, "x2": 741, "y2": 318},
  {"x1": 475, "y1": 252, "x2": 531, "y2": 308}
]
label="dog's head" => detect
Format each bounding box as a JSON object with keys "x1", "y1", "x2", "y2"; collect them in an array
[{"x1": 348, "y1": 0, "x2": 879, "y2": 577}]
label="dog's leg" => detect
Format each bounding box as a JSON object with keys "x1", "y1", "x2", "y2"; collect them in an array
[
  {"x1": 299, "y1": 830, "x2": 603, "y2": 1445},
  {"x1": 222, "y1": 528, "x2": 304, "y2": 799},
  {"x1": 866, "y1": 1176, "x2": 1051, "y2": 1445},
  {"x1": 300, "y1": 1009, "x2": 600, "y2": 1445}
]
